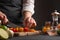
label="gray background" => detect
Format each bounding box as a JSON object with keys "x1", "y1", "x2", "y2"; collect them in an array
[{"x1": 33, "y1": 0, "x2": 60, "y2": 29}]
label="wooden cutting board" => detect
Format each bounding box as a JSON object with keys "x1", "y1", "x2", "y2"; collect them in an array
[{"x1": 14, "y1": 30, "x2": 41, "y2": 36}]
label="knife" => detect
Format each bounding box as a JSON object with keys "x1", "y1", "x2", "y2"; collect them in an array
[{"x1": 6, "y1": 22, "x2": 20, "y2": 28}]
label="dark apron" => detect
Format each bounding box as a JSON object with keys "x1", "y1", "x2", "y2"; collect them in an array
[{"x1": 0, "y1": 0, "x2": 23, "y2": 26}]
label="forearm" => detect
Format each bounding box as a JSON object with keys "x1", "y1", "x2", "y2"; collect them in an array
[{"x1": 22, "y1": 0, "x2": 35, "y2": 16}]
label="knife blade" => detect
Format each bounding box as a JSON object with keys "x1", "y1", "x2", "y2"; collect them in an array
[{"x1": 6, "y1": 22, "x2": 19, "y2": 28}]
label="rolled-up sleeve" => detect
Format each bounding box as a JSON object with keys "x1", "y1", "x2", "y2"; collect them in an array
[{"x1": 22, "y1": 0, "x2": 35, "y2": 15}]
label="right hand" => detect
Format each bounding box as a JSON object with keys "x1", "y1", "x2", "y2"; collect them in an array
[{"x1": 0, "y1": 11, "x2": 8, "y2": 24}]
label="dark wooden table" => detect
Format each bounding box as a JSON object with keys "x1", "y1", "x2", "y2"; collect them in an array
[{"x1": 8, "y1": 35, "x2": 60, "y2": 40}]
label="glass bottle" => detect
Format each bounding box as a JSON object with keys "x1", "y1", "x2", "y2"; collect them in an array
[{"x1": 52, "y1": 10, "x2": 60, "y2": 28}]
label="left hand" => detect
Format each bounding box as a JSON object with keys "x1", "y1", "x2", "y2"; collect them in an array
[{"x1": 23, "y1": 12, "x2": 37, "y2": 28}]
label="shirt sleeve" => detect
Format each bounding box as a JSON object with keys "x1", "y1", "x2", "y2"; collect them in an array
[{"x1": 22, "y1": 0, "x2": 35, "y2": 15}]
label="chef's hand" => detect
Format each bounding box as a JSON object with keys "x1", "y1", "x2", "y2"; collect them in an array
[
  {"x1": 23, "y1": 11, "x2": 37, "y2": 28},
  {"x1": 0, "y1": 11, "x2": 8, "y2": 24}
]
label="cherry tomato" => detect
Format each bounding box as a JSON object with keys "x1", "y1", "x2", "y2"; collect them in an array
[
  {"x1": 24, "y1": 27, "x2": 29, "y2": 32},
  {"x1": 29, "y1": 29, "x2": 36, "y2": 32},
  {"x1": 9, "y1": 27, "x2": 14, "y2": 31},
  {"x1": 13, "y1": 28, "x2": 17, "y2": 32},
  {"x1": 19, "y1": 27, "x2": 24, "y2": 32},
  {"x1": 15, "y1": 27, "x2": 19, "y2": 32}
]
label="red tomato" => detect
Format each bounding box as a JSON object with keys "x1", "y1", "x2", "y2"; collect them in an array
[
  {"x1": 24, "y1": 27, "x2": 29, "y2": 32},
  {"x1": 13, "y1": 28, "x2": 17, "y2": 32}
]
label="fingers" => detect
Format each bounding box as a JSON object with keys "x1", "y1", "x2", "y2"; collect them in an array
[
  {"x1": 3, "y1": 16, "x2": 8, "y2": 24},
  {"x1": 24, "y1": 17, "x2": 31, "y2": 27},
  {"x1": 0, "y1": 13, "x2": 8, "y2": 24},
  {"x1": 0, "y1": 15, "x2": 4, "y2": 20},
  {"x1": 29, "y1": 18, "x2": 37, "y2": 28},
  {"x1": 24, "y1": 17, "x2": 37, "y2": 28}
]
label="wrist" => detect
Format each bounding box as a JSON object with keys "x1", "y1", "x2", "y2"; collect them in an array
[{"x1": 23, "y1": 11, "x2": 32, "y2": 19}]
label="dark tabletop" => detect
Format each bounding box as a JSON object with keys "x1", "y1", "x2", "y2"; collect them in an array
[{"x1": 8, "y1": 35, "x2": 60, "y2": 40}]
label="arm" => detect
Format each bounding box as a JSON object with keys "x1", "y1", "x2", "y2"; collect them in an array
[
  {"x1": 22, "y1": 0, "x2": 36, "y2": 28},
  {"x1": 22, "y1": 0, "x2": 35, "y2": 15}
]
